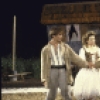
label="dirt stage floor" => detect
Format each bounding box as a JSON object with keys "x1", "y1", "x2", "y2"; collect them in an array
[
  {"x1": 2, "y1": 87, "x2": 100, "y2": 100},
  {"x1": 2, "y1": 88, "x2": 63, "y2": 100}
]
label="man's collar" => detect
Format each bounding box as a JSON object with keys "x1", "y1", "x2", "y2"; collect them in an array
[{"x1": 48, "y1": 41, "x2": 64, "y2": 45}]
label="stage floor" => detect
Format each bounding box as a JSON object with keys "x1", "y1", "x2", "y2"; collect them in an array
[
  {"x1": 2, "y1": 87, "x2": 100, "y2": 100},
  {"x1": 1, "y1": 87, "x2": 63, "y2": 100},
  {"x1": 2, "y1": 87, "x2": 61, "y2": 93}
]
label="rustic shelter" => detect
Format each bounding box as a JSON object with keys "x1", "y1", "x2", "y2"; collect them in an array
[{"x1": 41, "y1": 1, "x2": 100, "y2": 46}]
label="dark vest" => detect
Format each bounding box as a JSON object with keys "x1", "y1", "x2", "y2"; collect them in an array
[{"x1": 83, "y1": 47, "x2": 98, "y2": 62}]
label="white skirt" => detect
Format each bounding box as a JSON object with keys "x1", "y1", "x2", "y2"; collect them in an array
[{"x1": 73, "y1": 68, "x2": 100, "y2": 100}]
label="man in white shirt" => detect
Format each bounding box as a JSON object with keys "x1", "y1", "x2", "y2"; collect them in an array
[{"x1": 41, "y1": 26, "x2": 93, "y2": 100}]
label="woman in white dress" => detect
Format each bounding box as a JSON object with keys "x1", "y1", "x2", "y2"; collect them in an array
[{"x1": 73, "y1": 31, "x2": 100, "y2": 100}]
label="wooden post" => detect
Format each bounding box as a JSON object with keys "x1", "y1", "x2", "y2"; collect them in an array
[{"x1": 12, "y1": 15, "x2": 17, "y2": 81}]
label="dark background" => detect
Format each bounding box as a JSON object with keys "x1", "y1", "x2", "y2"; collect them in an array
[{"x1": 1, "y1": 0, "x2": 97, "y2": 59}]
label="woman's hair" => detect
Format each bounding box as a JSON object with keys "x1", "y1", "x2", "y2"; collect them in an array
[
  {"x1": 48, "y1": 26, "x2": 65, "y2": 38},
  {"x1": 82, "y1": 31, "x2": 96, "y2": 45}
]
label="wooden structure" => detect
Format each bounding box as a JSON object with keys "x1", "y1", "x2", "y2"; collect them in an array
[
  {"x1": 41, "y1": 1, "x2": 100, "y2": 24},
  {"x1": 41, "y1": 1, "x2": 100, "y2": 44},
  {"x1": 8, "y1": 72, "x2": 32, "y2": 81}
]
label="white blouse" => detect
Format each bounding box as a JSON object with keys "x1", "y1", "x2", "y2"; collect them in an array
[{"x1": 79, "y1": 46, "x2": 100, "y2": 62}]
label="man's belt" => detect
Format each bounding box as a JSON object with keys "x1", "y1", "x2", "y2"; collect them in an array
[{"x1": 51, "y1": 65, "x2": 66, "y2": 69}]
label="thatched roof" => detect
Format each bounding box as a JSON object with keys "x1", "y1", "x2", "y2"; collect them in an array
[{"x1": 41, "y1": 1, "x2": 100, "y2": 24}]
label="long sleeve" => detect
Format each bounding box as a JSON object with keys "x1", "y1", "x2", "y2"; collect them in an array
[
  {"x1": 79, "y1": 48, "x2": 86, "y2": 61},
  {"x1": 41, "y1": 48, "x2": 46, "y2": 82},
  {"x1": 67, "y1": 45, "x2": 88, "y2": 68}
]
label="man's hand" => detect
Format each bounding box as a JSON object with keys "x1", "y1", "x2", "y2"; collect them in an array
[
  {"x1": 87, "y1": 62, "x2": 94, "y2": 68},
  {"x1": 42, "y1": 81, "x2": 47, "y2": 87}
]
